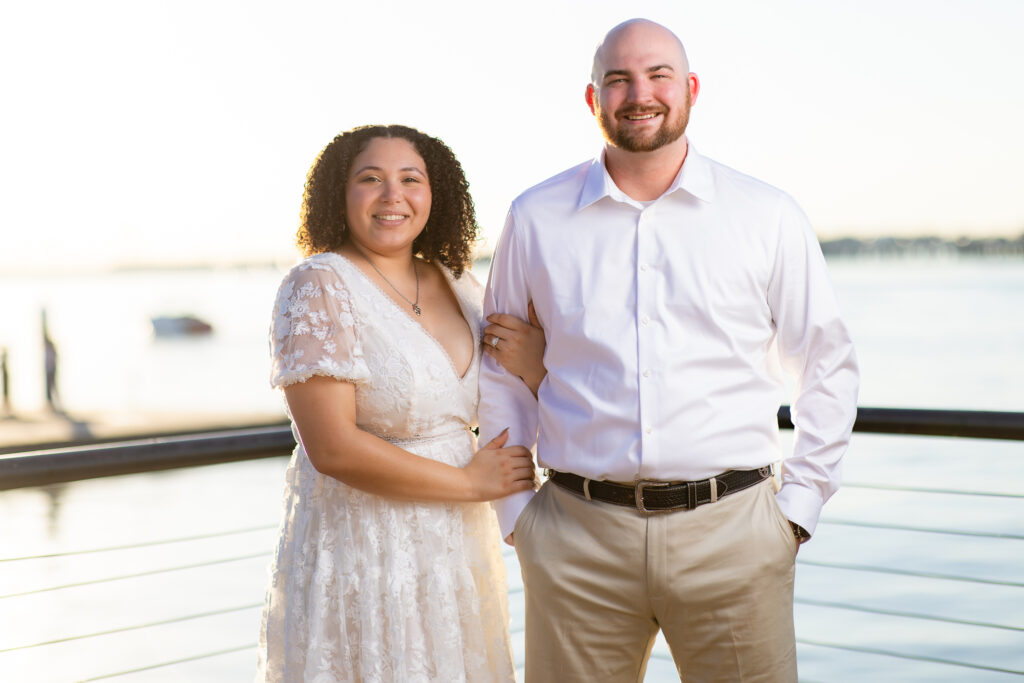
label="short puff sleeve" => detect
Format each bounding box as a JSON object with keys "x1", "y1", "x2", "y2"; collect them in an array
[{"x1": 269, "y1": 260, "x2": 371, "y2": 388}]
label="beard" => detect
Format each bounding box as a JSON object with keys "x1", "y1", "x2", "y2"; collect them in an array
[{"x1": 596, "y1": 92, "x2": 691, "y2": 153}]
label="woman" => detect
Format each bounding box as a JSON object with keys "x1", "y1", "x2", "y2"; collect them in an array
[{"x1": 255, "y1": 124, "x2": 544, "y2": 682}]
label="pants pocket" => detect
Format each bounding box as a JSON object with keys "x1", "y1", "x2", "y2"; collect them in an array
[
  {"x1": 512, "y1": 481, "x2": 547, "y2": 546},
  {"x1": 763, "y1": 482, "x2": 799, "y2": 554}
]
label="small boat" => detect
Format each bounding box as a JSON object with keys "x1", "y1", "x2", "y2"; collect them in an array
[{"x1": 151, "y1": 315, "x2": 214, "y2": 337}]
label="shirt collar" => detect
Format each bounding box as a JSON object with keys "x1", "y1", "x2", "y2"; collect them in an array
[{"x1": 577, "y1": 138, "x2": 716, "y2": 211}]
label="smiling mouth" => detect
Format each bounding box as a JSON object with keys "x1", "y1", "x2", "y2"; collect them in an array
[
  {"x1": 625, "y1": 113, "x2": 659, "y2": 121},
  {"x1": 374, "y1": 214, "x2": 407, "y2": 221}
]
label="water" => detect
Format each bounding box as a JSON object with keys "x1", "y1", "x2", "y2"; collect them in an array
[
  {"x1": 824, "y1": 256, "x2": 1024, "y2": 411},
  {"x1": 1, "y1": 255, "x2": 1022, "y2": 681},
  {"x1": 0, "y1": 266, "x2": 285, "y2": 419},
  {"x1": 1, "y1": 256, "x2": 1021, "y2": 419}
]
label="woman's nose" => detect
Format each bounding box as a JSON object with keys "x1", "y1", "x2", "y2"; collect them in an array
[{"x1": 381, "y1": 180, "x2": 402, "y2": 203}]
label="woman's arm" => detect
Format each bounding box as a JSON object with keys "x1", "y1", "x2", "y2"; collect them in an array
[
  {"x1": 482, "y1": 301, "x2": 547, "y2": 397},
  {"x1": 285, "y1": 376, "x2": 535, "y2": 502}
]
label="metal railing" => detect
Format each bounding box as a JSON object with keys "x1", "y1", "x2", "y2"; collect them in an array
[
  {"x1": 0, "y1": 423, "x2": 293, "y2": 490},
  {"x1": 783, "y1": 406, "x2": 1024, "y2": 441},
  {"x1": 1, "y1": 406, "x2": 1022, "y2": 681},
  {"x1": 3, "y1": 407, "x2": 1022, "y2": 492}
]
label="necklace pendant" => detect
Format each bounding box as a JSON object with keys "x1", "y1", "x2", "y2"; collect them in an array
[{"x1": 412, "y1": 303, "x2": 422, "y2": 316}]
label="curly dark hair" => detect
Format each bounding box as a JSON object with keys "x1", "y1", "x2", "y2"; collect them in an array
[{"x1": 297, "y1": 124, "x2": 479, "y2": 277}]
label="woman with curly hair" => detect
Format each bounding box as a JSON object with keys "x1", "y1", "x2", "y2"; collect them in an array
[{"x1": 256, "y1": 125, "x2": 545, "y2": 682}]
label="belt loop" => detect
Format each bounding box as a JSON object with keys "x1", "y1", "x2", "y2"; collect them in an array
[
  {"x1": 709, "y1": 476, "x2": 718, "y2": 503},
  {"x1": 686, "y1": 480, "x2": 697, "y2": 509},
  {"x1": 582, "y1": 477, "x2": 592, "y2": 501}
]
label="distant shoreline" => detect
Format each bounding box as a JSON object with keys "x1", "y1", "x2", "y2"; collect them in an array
[
  {"x1": 3, "y1": 234, "x2": 1022, "y2": 276},
  {"x1": 819, "y1": 234, "x2": 1024, "y2": 258}
]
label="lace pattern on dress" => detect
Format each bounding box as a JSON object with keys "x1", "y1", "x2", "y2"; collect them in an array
[{"x1": 270, "y1": 260, "x2": 371, "y2": 389}]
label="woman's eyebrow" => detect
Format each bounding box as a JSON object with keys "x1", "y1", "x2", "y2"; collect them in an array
[{"x1": 351, "y1": 165, "x2": 426, "y2": 175}]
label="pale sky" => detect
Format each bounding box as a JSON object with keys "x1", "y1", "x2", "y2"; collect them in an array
[{"x1": 2, "y1": 0, "x2": 1022, "y2": 271}]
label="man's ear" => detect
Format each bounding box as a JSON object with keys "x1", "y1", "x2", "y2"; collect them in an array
[{"x1": 585, "y1": 83, "x2": 597, "y2": 115}]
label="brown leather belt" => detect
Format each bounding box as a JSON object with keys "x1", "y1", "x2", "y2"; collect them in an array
[{"x1": 547, "y1": 467, "x2": 772, "y2": 514}]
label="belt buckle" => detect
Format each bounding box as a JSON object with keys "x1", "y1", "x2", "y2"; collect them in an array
[{"x1": 634, "y1": 479, "x2": 670, "y2": 515}]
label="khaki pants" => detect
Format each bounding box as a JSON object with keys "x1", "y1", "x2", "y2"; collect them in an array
[{"x1": 513, "y1": 477, "x2": 798, "y2": 683}]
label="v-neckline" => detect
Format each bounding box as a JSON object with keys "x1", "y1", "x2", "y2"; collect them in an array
[{"x1": 328, "y1": 252, "x2": 478, "y2": 382}]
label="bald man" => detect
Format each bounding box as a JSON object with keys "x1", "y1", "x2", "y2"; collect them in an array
[{"x1": 479, "y1": 19, "x2": 859, "y2": 682}]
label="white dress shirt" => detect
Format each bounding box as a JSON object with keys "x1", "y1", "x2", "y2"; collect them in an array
[{"x1": 479, "y1": 141, "x2": 859, "y2": 540}]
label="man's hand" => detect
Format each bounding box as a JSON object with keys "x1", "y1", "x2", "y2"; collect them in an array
[{"x1": 789, "y1": 521, "x2": 810, "y2": 554}]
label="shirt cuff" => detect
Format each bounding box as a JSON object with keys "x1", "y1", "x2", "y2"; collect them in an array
[
  {"x1": 495, "y1": 488, "x2": 536, "y2": 540},
  {"x1": 774, "y1": 482, "x2": 824, "y2": 537}
]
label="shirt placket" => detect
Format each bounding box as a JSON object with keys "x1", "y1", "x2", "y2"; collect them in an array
[{"x1": 635, "y1": 205, "x2": 659, "y2": 476}]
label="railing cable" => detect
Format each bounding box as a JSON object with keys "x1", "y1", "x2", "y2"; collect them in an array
[
  {"x1": 820, "y1": 518, "x2": 1024, "y2": 540},
  {"x1": 0, "y1": 552, "x2": 269, "y2": 600},
  {"x1": 0, "y1": 603, "x2": 263, "y2": 653},
  {"x1": 76, "y1": 643, "x2": 256, "y2": 681},
  {"x1": 0, "y1": 524, "x2": 277, "y2": 563},
  {"x1": 842, "y1": 481, "x2": 1024, "y2": 499},
  {"x1": 795, "y1": 596, "x2": 1023, "y2": 632},
  {"x1": 798, "y1": 559, "x2": 1024, "y2": 587},
  {"x1": 796, "y1": 638, "x2": 1024, "y2": 676}
]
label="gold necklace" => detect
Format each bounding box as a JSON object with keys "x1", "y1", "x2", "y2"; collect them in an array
[{"x1": 358, "y1": 252, "x2": 422, "y2": 316}]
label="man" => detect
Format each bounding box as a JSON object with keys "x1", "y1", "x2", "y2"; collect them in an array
[{"x1": 479, "y1": 18, "x2": 859, "y2": 682}]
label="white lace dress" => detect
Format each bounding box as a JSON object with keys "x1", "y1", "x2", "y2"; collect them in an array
[{"x1": 255, "y1": 252, "x2": 515, "y2": 683}]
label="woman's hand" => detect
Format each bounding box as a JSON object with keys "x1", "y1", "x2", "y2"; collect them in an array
[
  {"x1": 286, "y1": 377, "x2": 530, "y2": 503},
  {"x1": 483, "y1": 301, "x2": 547, "y2": 396},
  {"x1": 464, "y1": 429, "x2": 535, "y2": 501}
]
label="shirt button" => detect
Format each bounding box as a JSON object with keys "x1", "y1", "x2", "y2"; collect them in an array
[
  {"x1": 640, "y1": 263, "x2": 649, "y2": 272},
  {"x1": 643, "y1": 369, "x2": 651, "y2": 377},
  {"x1": 645, "y1": 427, "x2": 653, "y2": 434},
  {"x1": 641, "y1": 315, "x2": 650, "y2": 325}
]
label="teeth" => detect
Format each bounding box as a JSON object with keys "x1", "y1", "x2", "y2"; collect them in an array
[
  {"x1": 626, "y1": 113, "x2": 658, "y2": 120},
  {"x1": 375, "y1": 214, "x2": 405, "y2": 220}
]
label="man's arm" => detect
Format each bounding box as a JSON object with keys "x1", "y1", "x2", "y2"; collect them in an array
[
  {"x1": 479, "y1": 208, "x2": 542, "y2": 540},
  {"x1": 768, "y1": 196, "x2": 860, "y2": 538}
]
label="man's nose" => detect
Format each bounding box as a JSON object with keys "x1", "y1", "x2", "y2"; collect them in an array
[{"x1": 627, "y1": 78, "x2": 653, "y2": 103}]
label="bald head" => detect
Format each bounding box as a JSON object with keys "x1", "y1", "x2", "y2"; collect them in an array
[
  {"x1": 591, "y1": 19, "x2": 689, "y2": 86},
  {"x1": 584, "y1": 18, "x2": 698, "y2": 158}
]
